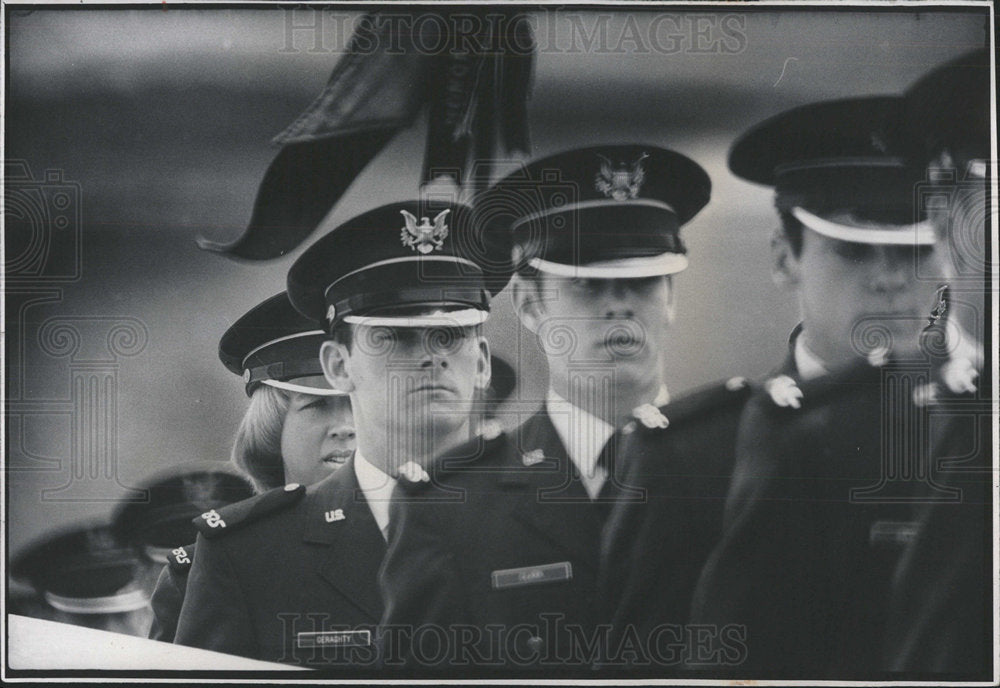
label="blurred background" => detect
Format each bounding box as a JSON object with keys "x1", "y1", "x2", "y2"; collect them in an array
[{"x1": 4, "y1": 7, "x2": 988, "y2": 562}]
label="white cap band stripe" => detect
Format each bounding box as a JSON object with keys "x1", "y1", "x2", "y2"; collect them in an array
[
  {"x1": 791, "y1": 207, "x2": 936, "y2": 245},
  {"x1": 510, "y1": 198, "x2": 677, "y2": 232},
  {"x1": 776, "y1": 157, "x2": 907, "y2": 176},
  {"x1": 325, "y1": 255, "x2": 482, "y2": 299},
  {"x1": 343, "y1": 308, "x2": 489, "y2": 328},
  {"x1": 44, "y1": 589, "x2": 149, "y2": 615},
  {"x1": 242, "y1": 330, "x2": 325, "y2": 367},
  {"x1": 528, "y1": 252, "x2": 689, "y2": 278},
  {"x1": 261, "y1": 379, "x2": 346, "y2": 396}
]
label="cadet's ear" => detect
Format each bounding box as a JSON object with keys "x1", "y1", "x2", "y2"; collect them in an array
[
  {"x1": 771, "y1": 228, "x2": 801, "y2": 289},
  {"x1": 320, "y1": 340, "x2": 355, "y2": 394},
  {"x1": 510, "y1": 273, "x2": 546, "y2": 335},
  {"x1": 474, "y1": 337, "x2": 492, "y2": 391}
]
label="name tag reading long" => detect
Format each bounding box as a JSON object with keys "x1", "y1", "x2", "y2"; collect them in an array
[{"x1": 491, "y1": 561, "x2": 573, "y2": 590}]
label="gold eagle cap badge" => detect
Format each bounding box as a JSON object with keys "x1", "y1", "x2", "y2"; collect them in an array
[
  {"x1": 596, "y1": 152, "x2": 649, "y2": 201},
  {"x1": 400, "y1": 209, "x2": 450, "y2": 254}
]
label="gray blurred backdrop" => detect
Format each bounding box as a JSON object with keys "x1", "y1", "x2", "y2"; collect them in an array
[{"x1": 4, "y1": 6, "x2": 988, "y2": 558}]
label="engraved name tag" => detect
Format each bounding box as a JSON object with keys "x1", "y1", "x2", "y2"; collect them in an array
[
  {"x1": 491, "y1": 561, "x2": 573, "y2": 590},
  {"x1": 296, "y1": 629, "x2": 371, "y2": 648},
  {"x1": 869, "y1": 520, "x2": 920, "y2": 546}
]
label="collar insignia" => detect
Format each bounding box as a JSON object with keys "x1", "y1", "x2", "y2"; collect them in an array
[
  {"x1": 398, "y1": 461, "x2": 430, "y2": 483},
  {"x1": 764, "y1": 375, "x2": 803, "y2": 409},
  {"x1": 633, "y1": 403, "x2": 669, "y2": 429},
  {"x1": 941, "y1": 356, "x2": 978, "y2": 395}
]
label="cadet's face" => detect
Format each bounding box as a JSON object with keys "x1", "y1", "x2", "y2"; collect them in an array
[
  {"x1": 792, "y1": 229, "x2": 944, "y2": 364},
  {"x1": 280, "y1": 392, "x2": 355, "y2": 486},
  {"x1": 341, "y1": 325, "x2": 488, "y2": 437},
  {"x1": 535, "y1": 274, "x2": 674, "y2": 386}
]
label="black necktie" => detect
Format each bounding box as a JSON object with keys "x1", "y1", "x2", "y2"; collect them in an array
[{"x1": 594, "y1": 434, "x2": 618, "y2": 521}]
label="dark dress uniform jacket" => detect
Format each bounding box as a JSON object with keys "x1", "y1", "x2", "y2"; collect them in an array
[
  {"x1": 148, "y1": 542, "x2": 195, "y2": 642},
  {"x1": 882, "y1": 361, "x2": 992, "y2": 678},
  {"x1": 379, "y1": 410, "x2": 614, "y2": 676},
  {"x1": 691, "y1": 359, "x2": 939, "y2": 679},
  {"x1": 596, "y1": 379, "x2": 753, "y2": 674},
  {"x1": 173, "y1": 457, "x2": 386, "y2": 668}
]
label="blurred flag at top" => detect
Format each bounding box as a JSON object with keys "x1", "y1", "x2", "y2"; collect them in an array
[{"x1": 198, "y1": 8, "x2": 534, "y2": 260}]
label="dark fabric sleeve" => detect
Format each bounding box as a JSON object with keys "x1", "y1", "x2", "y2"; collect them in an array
[
  {"x1": 173, "y1": 534, "x2": 258, "y2": 659},
  {"x1": 148, "y1": 564, "x2": 186, "y2": 642}
]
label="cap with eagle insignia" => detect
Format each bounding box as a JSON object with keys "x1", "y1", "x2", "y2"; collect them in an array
[
  {"x1": 192, "y1": 483, "x2": 306, "y2": 539},
  {"x1": 112, "y1": 465, "x2": 254, "y2": 564},
  {"x1": 729, "y1": 96, "x2": 934, "y2": 246},
  {"x1": 904, "y1": 49, "x2": 990, "y2": 179},
  {"x1": 288, "y1": 200, "x2": 504, "y2": 331},
  {"x1": 219, "y1": 291, "x2": 344, "y2": 397},
  {"x1": 11, "y1": 522, "x2": 150, "y2": 615},
  {"x1": 478, "y1": 144, "x2": 711, "y2": 279}
]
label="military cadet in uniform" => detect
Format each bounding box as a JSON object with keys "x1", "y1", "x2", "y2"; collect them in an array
[
  {"x1": 597, "y1": 377, "x2": 753, "y2": 674},
  {"x1": 882, "y1": 49, "x2": 992, "y2": 678},
  {"x1": 113, "y1": 464, "x2": 254, "y2": 641},
  {"x1": 11, "y1": 522, "x2": 154, "y2": 637},
  {"x1": 379, "y1": 145, "x2": 713, "y2": 674},
  {"x1": 174, "y1": 201, "x2": 494, "y2": 668},
  {"x1": 147, "y1": 292, "x2": 351, "y2": 643},
  {"x1": 688, "y1": 96, "x2": 956, "y2": 678}
]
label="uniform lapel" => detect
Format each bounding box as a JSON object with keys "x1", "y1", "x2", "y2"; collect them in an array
[
  {"x1": 301, "y1": 457, "x2": 386, "y2": 620},
  {"x1": 503, "y1": 411, "x2": 602, "y2": 571}
]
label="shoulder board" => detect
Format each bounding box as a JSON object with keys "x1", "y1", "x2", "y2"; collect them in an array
[
  {"x1": 192, "y1": 483, "x2": 306, "y2": 539},
  {"x1": 771, "y1": 360, "x2": 882, "y2": 410},
  {"x1": 166, "y1": 542, "x2": 196, "y2": 574},
  {"x1": 397, "y1": 431, "x2": 508, "y2": 494},
  {"x1": 632, "y1": 377, "x2": 753, "y2": 432}
]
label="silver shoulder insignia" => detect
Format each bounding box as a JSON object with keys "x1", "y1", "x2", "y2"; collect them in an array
[{"x1": 200, "y1": 509, "x2": 226, "y2": 529}]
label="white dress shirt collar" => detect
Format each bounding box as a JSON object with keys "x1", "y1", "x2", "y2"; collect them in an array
[
  {"x1": 545, "y1": 389, "x2": 615, "y2": 500},
  {"x1": 794, "y1": 331, "x2": 831, "y2": 381},
  {"x1": 353, "y1": 450, "x2": 397, "y2": 540}
]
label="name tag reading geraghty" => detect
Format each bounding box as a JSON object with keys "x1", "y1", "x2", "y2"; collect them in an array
[
  {"x1": 491, "y1": 561, "x2": 573, "y2": 590},
  {"x1": 296, "y1": 629, "x2": 371, "y2": 648}
]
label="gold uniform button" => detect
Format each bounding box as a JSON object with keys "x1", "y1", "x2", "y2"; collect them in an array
[
  {"x1": 526, "y1": 635, "x2": 544, "y2": 652},
  {"x1": 284, "y1": 483, "x2": 300, "y2": 492}
]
